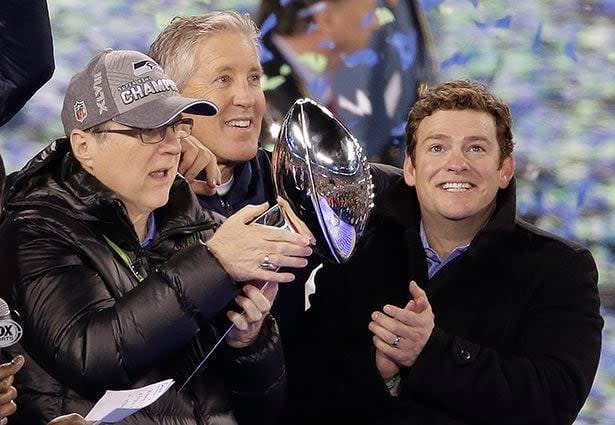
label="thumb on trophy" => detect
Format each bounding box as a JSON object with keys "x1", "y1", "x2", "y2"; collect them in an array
[{"x1": 277, "y1": 196, "x2": 316, "y2": 245}]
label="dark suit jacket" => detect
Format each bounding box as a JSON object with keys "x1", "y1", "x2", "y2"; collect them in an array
[
  {"x1": 0, "y1": 0, "x2": 54, "y2": 127},
  {"x1": 289, "y1": 177, "x2": 603, "y2": 425},
  {"x1": 1, "y1": 0, "x2": 54, "y2": 218}
]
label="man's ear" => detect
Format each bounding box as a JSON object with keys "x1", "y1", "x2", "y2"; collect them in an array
[
  {"x1": 499, "y1": 154, "x2": 515, "y2": 189},
  {"x1": 69, "y1": 129, "x2": 96, "y2": 171},
  {"x1": 403, "y1": 154, "x2": 416, "y2": 187}
]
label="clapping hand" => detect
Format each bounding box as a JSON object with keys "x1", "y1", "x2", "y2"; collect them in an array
[{"x1": 369, "y1": 281, "x2": 434, "y2": 378}]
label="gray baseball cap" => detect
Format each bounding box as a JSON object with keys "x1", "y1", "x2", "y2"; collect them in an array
[{"x1": 61, "y1": 48, "x2": 217, "y2": 136}]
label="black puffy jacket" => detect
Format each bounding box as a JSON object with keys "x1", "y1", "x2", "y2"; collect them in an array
[{"x1": 0, "y1": 140, "x2": 286, "y2": 425}]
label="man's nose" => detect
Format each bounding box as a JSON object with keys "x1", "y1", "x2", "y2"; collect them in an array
[
  {"x1": 445, "y1": 150, "x2": 470, "y2": 172},
  {"x1": 233, "y1": 80, "x2": 256, "y2": 107},
  {"x1": 158, "y1": 129, "x2": 182, "y2": 155}
]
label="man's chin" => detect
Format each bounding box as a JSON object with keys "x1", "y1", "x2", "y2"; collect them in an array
[
  {"x1": 222, "y1": 149, "x2": 259, "y2": 166},
  {"x1": 441, "y1": 210, "x2": 477, "y2": 222}
]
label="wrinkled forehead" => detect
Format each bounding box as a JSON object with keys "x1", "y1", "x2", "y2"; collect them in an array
[{"x1": 418, "y1": 109, "x2": 497, "y2": 134}]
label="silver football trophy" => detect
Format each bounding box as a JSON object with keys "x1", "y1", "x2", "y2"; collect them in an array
[
  {"x1": 263, "y1": 98, "x2": 374, "y2": 263},
  {"x1": 180, "y1": 98, "x2": 374, "y2": 390}
]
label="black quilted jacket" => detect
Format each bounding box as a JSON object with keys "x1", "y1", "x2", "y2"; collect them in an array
[{"x1": 0, "y1": 140, "x2": 286, "y2": 425}]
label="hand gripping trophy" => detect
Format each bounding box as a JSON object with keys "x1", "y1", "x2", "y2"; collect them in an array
[{"x1": 180, "y1": 98, "x2": 374, "y2": 390}]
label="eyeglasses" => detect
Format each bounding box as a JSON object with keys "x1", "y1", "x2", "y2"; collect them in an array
[{"x1": 89, "y1": 117, "x2": 194, "y2": 144}]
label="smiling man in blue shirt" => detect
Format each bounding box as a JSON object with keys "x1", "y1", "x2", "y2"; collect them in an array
[{"x1": 291, "y1": 80, "x2": 603, "y2": 425}]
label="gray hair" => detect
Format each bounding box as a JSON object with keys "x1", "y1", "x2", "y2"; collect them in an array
[{"x1": 149, "y1": 11, "x2": 261, "y2": 90}]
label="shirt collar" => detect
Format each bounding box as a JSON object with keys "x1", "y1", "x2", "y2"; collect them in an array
[
  {"x1": 140, "y1": 213, "x2": 156, "y2": 248},
  {"x1": 216, "y1": 174, "x2": 235, "y2": 197},
  {"x1": 419, "y1": 220, "x2": 471, "y2": 278}
]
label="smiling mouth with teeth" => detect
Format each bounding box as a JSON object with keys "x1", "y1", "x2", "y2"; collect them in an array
[
  {"x1": 226, "y1": 119, "x2": 251, "y2": 128},
  {"x1": 442, "y1": 182, "x2": 473, "y2": 191}
]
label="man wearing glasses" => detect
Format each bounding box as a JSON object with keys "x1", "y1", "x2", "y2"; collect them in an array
[{"x1": 0, "y1": 49, "x2": 312, "y2": 424}]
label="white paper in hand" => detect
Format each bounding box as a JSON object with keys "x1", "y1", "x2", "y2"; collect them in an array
[{"x1": 85, "y1": 379, "x2": 174, "y2": 424}]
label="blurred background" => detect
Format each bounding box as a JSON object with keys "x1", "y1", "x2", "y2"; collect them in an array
[{"x1": 0, "y1": 0, "x2": 613, "y2": 422}]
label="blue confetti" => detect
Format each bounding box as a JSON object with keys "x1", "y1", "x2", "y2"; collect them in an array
[
  {"x1": 308, "y1": 75, "x2": 330, "y2": 100},
  {"x1": 576, "y1": 180, "x2": 594, "y2": 208},
  {"x1": 361, "y1": 11, "x2": 376, "y2": 29},
  {"x1": 509, "y1": 100, "x2": 535, "y2": 118},
  {"x1": 388, "y1": 30, "x2": 418, "y2": 71},
  {"x1": 474, "y1": 15, "x2": 512, "y2": 29},
  {"x1": 280, "y1": 0, "x2": 293, "y2": 6},
  {"x1": 598, "y1": 0, "x2": 615, "y2": 14},
  {"x1": 470, "y1": 0, "x2": 479, "y2": 7},
  {"x1": 259, "y1": 45, "x2": 274, "y2": 64},
  {"x1": 585, "y1": 196, "x2": 610, "y2": 212},
  {"x1": 473, "y1": 20, "x2": 488, "y2": 29},
  {"x1": 564, "y1": 40, "x2": 578, "y2": 62},
  {"x1": 421, "y1": 0, "x2": 445, "y2": 11},
  {"x1": 440, "y1": 52, "x2": 472, "y2": 69},
  {"x1": 531, "y1": 23, "x2": 543, "y2": 53},
  {"x1": 557, "y1": 206, "x2": 577, "y2": 240},
  {"x1": 390, "y1": 121, "x2": 406, "y2": 137},
  {"x1": 340, "y1": 48, "x2": 379, "y2": 67},
  {"x1": 319, "y1": 39, "x2": 336, "y2": 49},
  {"x1": 306, "y1": 22, "x2": 318, "y2": 35},
  {"x1": 260, "y1": 13, "x2": 277, "y2": 38},
  {"x1": 495, "y1": 15, "x2": 512, "y2": 28}
]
